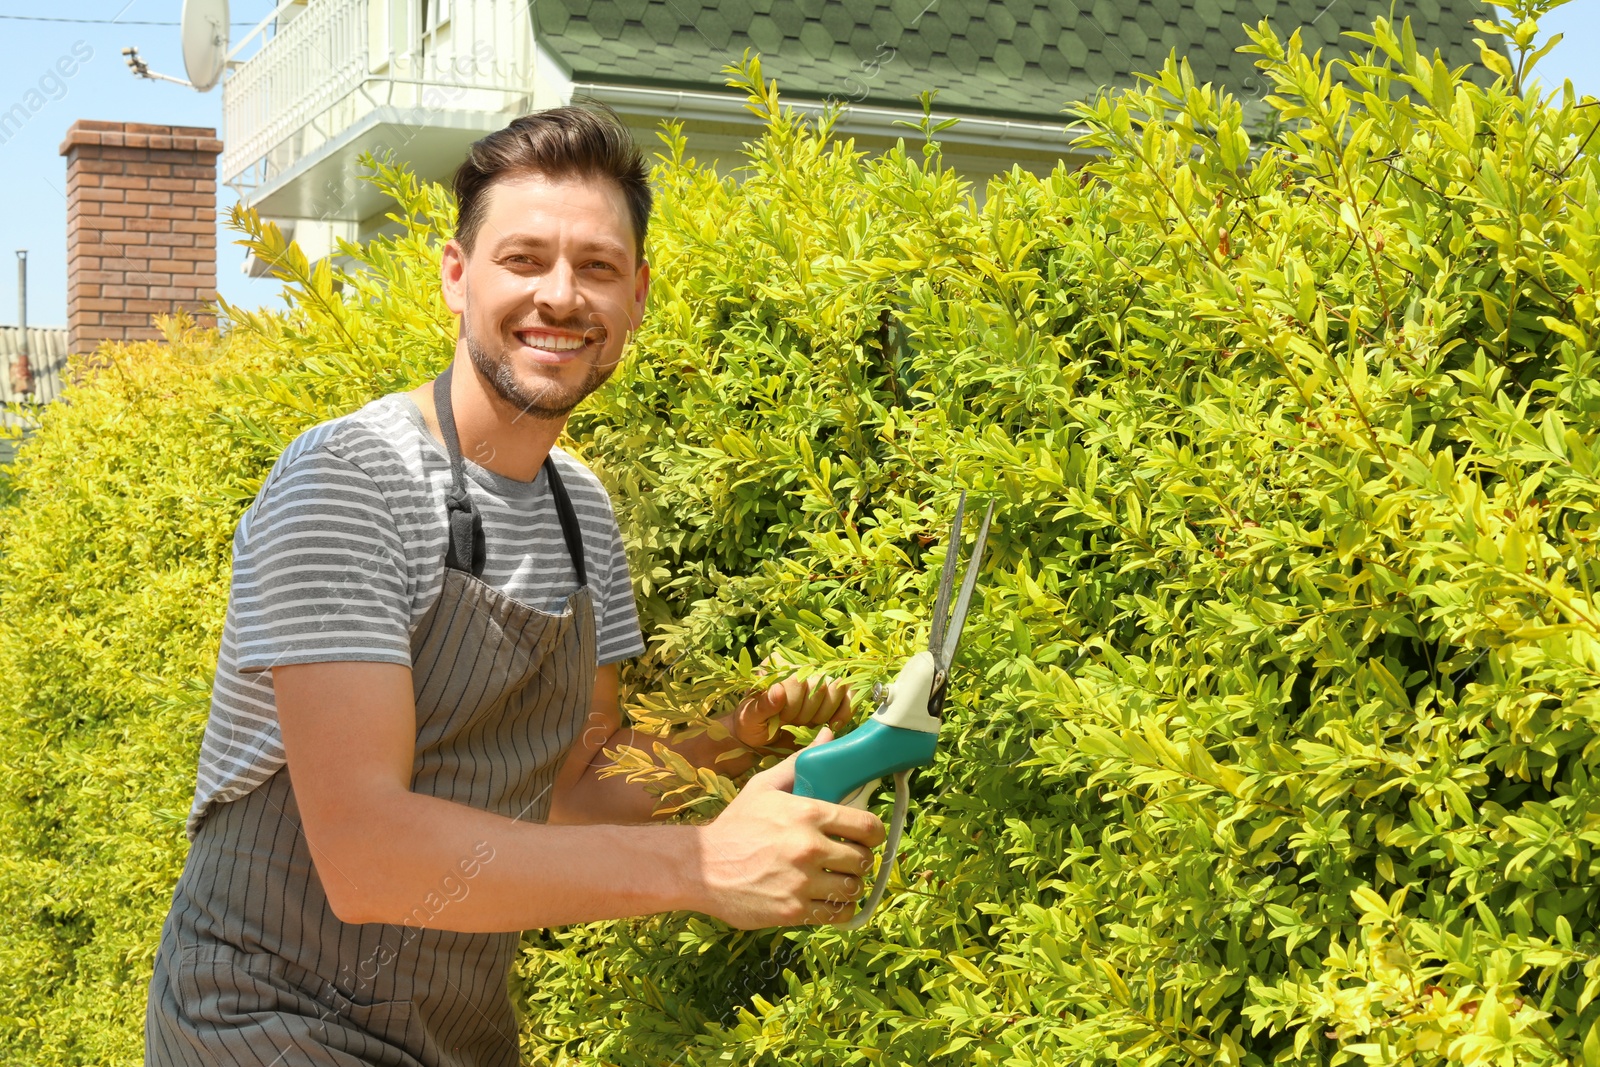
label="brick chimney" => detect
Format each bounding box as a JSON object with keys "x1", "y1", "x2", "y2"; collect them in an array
[{"x1": 60, "y1": 121, "x2": 222, "y2": 354}]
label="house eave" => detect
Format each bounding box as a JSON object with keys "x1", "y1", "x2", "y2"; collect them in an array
[{"x1": 570, "y1": 81, "x2": 1090, "y2": 160}]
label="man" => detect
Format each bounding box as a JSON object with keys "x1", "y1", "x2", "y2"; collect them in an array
[{"x1": 146, "y1": 105, "x2": 883, "y2": 1066}]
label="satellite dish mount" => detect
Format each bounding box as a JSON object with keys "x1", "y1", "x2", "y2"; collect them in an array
[{"x1": 123, "y1": 0, "x2": 230, "y2": 92}]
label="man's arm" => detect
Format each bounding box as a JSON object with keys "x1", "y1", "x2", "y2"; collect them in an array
[
  {"x1": 274, "y1": 660, "x2": 882, "y2": 932},
  {"x1": 547, "y1": 664, "x2": 853, "y2": 825}
]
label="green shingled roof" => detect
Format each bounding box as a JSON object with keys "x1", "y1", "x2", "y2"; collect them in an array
[{"x1": 535, "y1": 0, "x2": 1493, "y2": 121}]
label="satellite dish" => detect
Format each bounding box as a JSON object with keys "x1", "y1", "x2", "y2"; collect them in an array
[{"x1": 180, "y1": 0, "x2": 229, "y2": 92}]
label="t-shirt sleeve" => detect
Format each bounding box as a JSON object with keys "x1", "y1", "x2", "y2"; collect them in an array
[
  {"x1": 231, "y1": 445, "x2": 414, "y2": 674},
  {"x1": 595, "y1": 505, "x2": 646, "y2": 667}
]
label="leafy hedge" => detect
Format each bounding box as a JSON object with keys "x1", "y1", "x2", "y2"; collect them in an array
[
  {"x1": 4, "y1": 3, "x2": 1600, "y2": 1063},
  {"x1": 0, "y1": 323, "x2": 269, "y2": 1063}
]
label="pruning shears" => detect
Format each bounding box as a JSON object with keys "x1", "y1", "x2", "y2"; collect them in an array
[{"x1": 793, "y1": 492, "x2": 994, "y2": 930}]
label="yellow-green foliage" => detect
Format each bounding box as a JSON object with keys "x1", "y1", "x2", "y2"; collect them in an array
[
  {"x1": 5, "y1": 2, "x2": 1600, "y2": 1063},
  {"x1": 0, "y1": 324, "x2": 275, "y2": 1062}
]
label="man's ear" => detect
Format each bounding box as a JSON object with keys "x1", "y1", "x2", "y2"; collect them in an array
[{"x1": 441, "y1": 238, "x2": 468, "y2": 315}]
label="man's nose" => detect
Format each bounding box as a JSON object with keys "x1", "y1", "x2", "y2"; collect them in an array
[{"x1": 533, "y1": 258, "x2": 582, "y2": 319}]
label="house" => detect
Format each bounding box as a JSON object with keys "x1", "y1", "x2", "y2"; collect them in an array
[
  {"x1": 0, "y1": 326, "x2": 70, "y2": 462},
  {"x1": 220, "y1": 0, "x2": 1487, "y2": 265}
]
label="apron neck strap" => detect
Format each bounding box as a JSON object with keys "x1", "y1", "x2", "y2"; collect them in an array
[
  {"x1": 542, "y1": 456, "x2": 589, "y2": 589},
  {"x1": 432, "y1": 365, "x2": 588, "y2": 588},
  {"x1": 433, "y1": 365, "x2": 486, "y2": 577}
]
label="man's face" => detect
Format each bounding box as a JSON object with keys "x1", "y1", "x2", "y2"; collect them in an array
[{"x1": 441, "y1": 172, "x2": 649, "y2": 421}]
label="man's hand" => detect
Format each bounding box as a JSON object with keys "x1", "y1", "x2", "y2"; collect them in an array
[
  {"x1": 727, "y1": 674, "x2": 854, "y2": 756},
  {"x1": 695, "y1": 729, "x2": 886, "y2": 928}
]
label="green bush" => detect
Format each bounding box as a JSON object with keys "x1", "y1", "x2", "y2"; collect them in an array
[
  {"x1": 0, "y1": 323, "x2": 270, "y2": 1063},
  {"x1": 4, "y1": 2, "x2": 1600, "y2": 1062}
]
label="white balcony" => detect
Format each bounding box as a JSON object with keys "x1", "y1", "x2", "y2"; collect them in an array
[{"x1": 222, "y1": 0, "x2": 564, "y2": 233}]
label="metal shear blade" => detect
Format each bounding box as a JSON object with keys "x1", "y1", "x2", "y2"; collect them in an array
[{"x1": 928, "y1": 491, "x2": 995, "y2": 674}]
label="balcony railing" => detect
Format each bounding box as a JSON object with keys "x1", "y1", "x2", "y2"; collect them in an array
[{"x1": 222, "y1": 0, "x2": 540, "y2": 201}]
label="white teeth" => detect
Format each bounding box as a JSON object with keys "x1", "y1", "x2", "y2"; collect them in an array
[{"x1": 518, "y1": 333, "x2": 585, "y2": 351}]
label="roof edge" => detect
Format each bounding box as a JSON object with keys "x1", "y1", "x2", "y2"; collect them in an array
[{"x1": 572, "y1": 81, "x2": 1090, "y2": 155}]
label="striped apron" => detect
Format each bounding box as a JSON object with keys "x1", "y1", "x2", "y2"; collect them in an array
[{"x1": 146, "y1": 367, "x2": 597, "y2": 1066}]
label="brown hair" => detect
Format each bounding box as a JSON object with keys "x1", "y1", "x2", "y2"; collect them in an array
[{"x1": 451, "y1": 103, "x2": 651, "y2": 261}]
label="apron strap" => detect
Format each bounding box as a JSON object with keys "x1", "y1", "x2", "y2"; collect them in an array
[
  {"x1": 543, "y1": 457, "x2": 589, "y2": 589},
  {"x1": 432, "y1": 365, "x2": 589, "y2": 589},
  {"x1": 433, "y1": 366, "x2": 487, "y2": 577}
]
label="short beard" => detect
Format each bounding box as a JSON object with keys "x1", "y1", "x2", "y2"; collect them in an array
[{"x1": 464, "y1": 326, "x2": 615, "y2": 422}]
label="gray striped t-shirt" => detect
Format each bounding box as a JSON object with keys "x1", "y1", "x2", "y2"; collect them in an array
[{"x1": 187, "y1": 392, "x2": 644, "y2": 838}]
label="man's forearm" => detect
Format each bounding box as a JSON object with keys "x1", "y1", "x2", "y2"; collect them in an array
[
  {"x1": 316, "y1": 745, "x2": 886, "y2": 934},
  {"x1": 317, "y1": 785, "x2": 707, "y2": 930},
  {"x1": 274, "y1": 661, "x2": 864, "y2": 932}
]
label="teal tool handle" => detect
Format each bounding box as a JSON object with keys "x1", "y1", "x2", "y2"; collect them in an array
[{"x1": 793, "y1": 719, "x2": 938, "y2": 804}]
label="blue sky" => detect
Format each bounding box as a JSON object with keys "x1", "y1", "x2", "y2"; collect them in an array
[
  {"x1": 0, "y1": 1, "x2": 1597, "y2": 327},
  {"x1": 1528, "y1": 1, "x2": 1600, "y2": 101}
]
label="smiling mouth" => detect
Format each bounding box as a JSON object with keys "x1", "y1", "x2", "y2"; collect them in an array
[{"x1": 514, "y1": 330, "x2": 590, "y2": 353}]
